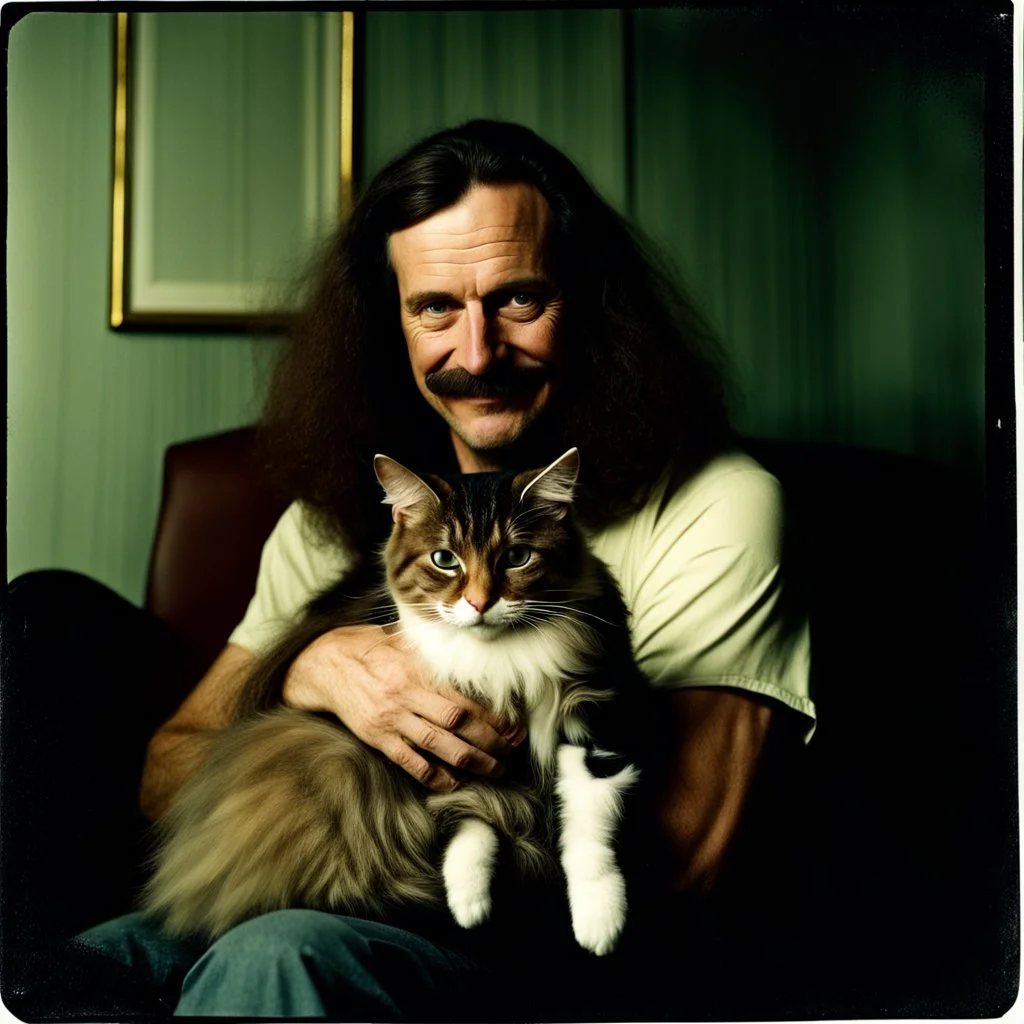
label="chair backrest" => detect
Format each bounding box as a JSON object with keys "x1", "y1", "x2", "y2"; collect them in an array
[{"x1": 145, "y1": 426, "x2": 290, "y2": 674}]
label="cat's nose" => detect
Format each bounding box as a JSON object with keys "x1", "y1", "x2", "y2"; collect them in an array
[{"x1": 465, "y1": 595, "x2": 494, "y2": 614}]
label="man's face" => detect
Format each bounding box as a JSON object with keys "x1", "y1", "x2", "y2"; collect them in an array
[{"x1": 388, "y1": 182, "x2": 565, "y2": 471}]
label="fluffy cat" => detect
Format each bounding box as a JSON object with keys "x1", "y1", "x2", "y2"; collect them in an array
[{"x1": 143, "y1": 448, "x2": 654, "y2": 956}]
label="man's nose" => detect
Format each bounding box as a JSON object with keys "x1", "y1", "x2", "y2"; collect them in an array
[{"x1": 459, "y1": 304, "x2": 502, "y2": 375}]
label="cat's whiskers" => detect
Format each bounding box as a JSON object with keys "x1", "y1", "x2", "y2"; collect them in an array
[
  {"x1": 351, "y1": 609, "x2": 404, "y2": 625},
  {"x1": 355, "y1": 602, "x2": 446, "y2": 628},
  {"x1": 522, "y1": 601, "x2": 621, "y2": 629},
  {"x1": 517, "y1": 608, "x2": 592, "y2": 627},
  {"x1": 528, "y1": 589, "x2": 607, "y2": 603},
  {"x1": 362, "y1": 629, "x2": 407, "y2": 655},
  {"x1": 394, "y1": 599, "x2": 452, "y2": 629},
  {"x1": 400, "y1": 601, "x2": 445, "y2": 617},
  {"x1": 360, "y1": 606, "x2": 447, "y2": 649},
  {"x1": 513, "y1": 610, "x2": 599, "y2": 642}
]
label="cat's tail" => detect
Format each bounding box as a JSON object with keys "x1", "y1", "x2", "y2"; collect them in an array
[
  {"x1": 142, "y1": 710, "x2": 442, "y2": 939},
  {"x1": 427, "y1": 782, "x2": 556, "y2": 880}
]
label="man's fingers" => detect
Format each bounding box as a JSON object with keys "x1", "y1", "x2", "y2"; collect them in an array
[
  {"x1": 384, "y1": 739, "x2": 459, "y2": 793},
  {"x1": 432, "y1": 700, "x2": 470, "y2": 732},
  {"x1": 404, "y1": 713, "x2": 505, "y2": 780},
  {"x1": 407, "y1": 688, "x2": 521, "y2": 760},
  {"x1": 456, "y1": 712, "x2": 527, "y2": 760},
  {"x1": 501, "y1": 721, "x2": 529, "y2": 747}
]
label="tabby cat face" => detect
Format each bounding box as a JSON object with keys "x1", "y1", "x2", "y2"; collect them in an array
[{"x1": 375, "y1": 449, "x2": 591, "y2": 637}]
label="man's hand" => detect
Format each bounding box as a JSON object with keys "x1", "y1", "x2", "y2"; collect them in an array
[{"x1": 282, "y1": 624, "x2": 525, "y2": 792}]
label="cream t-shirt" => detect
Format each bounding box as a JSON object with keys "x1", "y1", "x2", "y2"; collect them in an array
[{"x1": 229, "y1": 450, "x2": 815, "y2": 738}]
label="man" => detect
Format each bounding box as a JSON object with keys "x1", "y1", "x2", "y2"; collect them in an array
[{"x1": 78, "y1": 120, "x2": 814, "y2": 1017}]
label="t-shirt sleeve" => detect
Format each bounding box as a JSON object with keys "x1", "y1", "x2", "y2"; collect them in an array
[
  {"x1": 227, "y1": 501, "x2": 352, "y2": 655},
  {"x1": 627, "y1": 468, "x2": 815, "y2": 738}
]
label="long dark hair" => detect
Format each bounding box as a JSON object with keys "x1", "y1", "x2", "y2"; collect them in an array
[{"x1": 259, "y1": 119, "x2": 733, "y2": 554}]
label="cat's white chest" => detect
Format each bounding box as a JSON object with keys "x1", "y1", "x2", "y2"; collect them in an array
[{"x1": 397, "y1": 608, "x2": 588, "y2": 768}]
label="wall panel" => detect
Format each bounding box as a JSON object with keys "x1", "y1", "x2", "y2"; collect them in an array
[{"x1": 9, "y1": 13, "x2": 265, "y2": 602}]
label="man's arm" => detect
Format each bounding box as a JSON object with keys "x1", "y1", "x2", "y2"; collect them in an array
[
  {"x1": 140, "y1": 644, "x2": 254, "y2": 822},
  {"x1": 656, "y1": 686, "x2": 775, "y2": 894}
]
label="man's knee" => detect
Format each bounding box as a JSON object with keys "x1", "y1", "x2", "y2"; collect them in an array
[
  {"x1": 6, "y1": 568, "x2": 115, "y2": 621},
  {"x1": 203, "y1": 909, "x2": 362, "y2": 964},
  {"x1": 178, "y1": 911, "x2": 403, "y2": 1018}
]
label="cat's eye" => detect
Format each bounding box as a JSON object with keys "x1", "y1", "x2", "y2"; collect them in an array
[
  {"x1": 430, "y1": 550, "x2": 460, "y2": 571},
  {"x1": 503, "y1": 545, "x2": 531, "y2": 568}
]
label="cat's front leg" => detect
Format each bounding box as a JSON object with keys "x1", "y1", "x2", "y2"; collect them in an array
[
  {"x1": 442, "y1": 818, "x2": 499, "y2": 929},
  {"x1": 555, "y1": 743, "x2": 639, "y2": 956}
]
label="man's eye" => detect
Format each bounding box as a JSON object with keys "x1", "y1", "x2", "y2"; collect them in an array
[
  {"x1": 431, "y1": 550, "x2": 460, "y2": 570},
  {"x1": 503, "y1": 545, "x2": 532, "y2": 568},
  {"x1": 510, "y1": 293, "x2": 535, "y2": 307},
  {"x1": 424, "y1": 302, "x2": 449, "y2": 316}
]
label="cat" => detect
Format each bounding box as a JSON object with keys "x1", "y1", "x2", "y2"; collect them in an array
[{"x1": 142, "y1": 448, "x2": 656, "y2": 957}]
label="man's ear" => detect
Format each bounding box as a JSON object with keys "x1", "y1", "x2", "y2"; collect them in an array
[
  {"x1": 373, "y1": 455, "x2": 442, "y2": 523},
  {"x1": 517, "y1": 448, "x2": 580, "y2": 519}
]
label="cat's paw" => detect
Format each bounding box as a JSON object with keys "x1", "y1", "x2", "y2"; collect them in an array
[
  {"x1": 442, "y1": 818, "x2": 498, "y2": 931},
  {"x1": 447, "y1": 889, "x2": 492, "y2": 929},
  {"x1": 568, "y1": 871, "x2": 627, "y2": 956}
]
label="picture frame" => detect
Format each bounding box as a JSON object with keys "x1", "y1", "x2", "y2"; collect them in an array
[{"x1": 109, "y1": 11, "x2": 357, "y2": 331}]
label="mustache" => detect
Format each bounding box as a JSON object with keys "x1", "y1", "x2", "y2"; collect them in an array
[{"x1": 424, "y1": 366, "x2": 551, "y2": 399}]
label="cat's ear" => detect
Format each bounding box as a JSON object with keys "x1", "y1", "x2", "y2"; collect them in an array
[
  {"x1": 517, "y1": 448, "x2": 580, "y2": 519},
  {"x1": 374, "y1": 455, "x2": 442, "y2": 523}
]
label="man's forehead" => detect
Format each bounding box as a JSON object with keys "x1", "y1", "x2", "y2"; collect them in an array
[
  {"x1": 394, "y1": 232, "x2": 541, "y2": 268},
  {"x1": 387, "y1": 183, "x2": 552, "y2": 277}
]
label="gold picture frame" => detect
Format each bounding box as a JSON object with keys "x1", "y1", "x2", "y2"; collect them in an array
[{"x1": 110, "y1": 11, "x2": 357, "y2": 331}]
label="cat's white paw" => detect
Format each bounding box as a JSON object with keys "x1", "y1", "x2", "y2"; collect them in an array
[
  {"x1": 568, "y1": 870, "x2": 627, "y2": 956},
  {"x1": 447, "y1": 889, "x2": 492, "y2": 929},
  {"x1": 442, "y1": 818, "x2": 498, "y2": 931}
]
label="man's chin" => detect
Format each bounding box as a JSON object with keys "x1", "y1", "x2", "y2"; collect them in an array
[
  {"x1": 449, "y1": 407, "x2": 539, "y2": 454},
  {"x1": 455, "y1": 424, "x2": 527, "y2": 453}
]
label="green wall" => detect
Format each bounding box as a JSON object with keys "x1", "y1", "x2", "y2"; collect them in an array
[
  {"x1": 8, "y1": 9, "x2": 987, "y2": 605},
  {"x1": 8, "y1": 14, "x2": 267, "y2": 602}
]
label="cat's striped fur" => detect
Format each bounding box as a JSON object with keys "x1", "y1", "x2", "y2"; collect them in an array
[{"x1": 143, "y1": 449, "x2": 650, "y2": 955}]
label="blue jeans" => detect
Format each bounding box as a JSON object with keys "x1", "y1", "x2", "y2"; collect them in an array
[{"x1": 78, "y1": 909, "x2": 497, "y2": 1019}]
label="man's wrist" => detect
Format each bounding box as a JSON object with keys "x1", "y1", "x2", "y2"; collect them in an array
[
  {"x1": 280, "y1": 658, "x2": 314, "y2": 710},
  {"x1": 280, "y1": 636, "x2": 335, "y2": 713}
]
